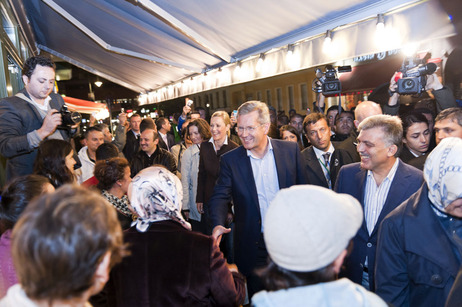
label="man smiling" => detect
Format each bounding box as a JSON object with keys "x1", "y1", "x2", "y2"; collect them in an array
[
  {"x1": 208, "y1": 101, "x2": 307, "y2": 299},
  {"x1": 335, "y1": 114, "x2": 423, "y2": 291}
]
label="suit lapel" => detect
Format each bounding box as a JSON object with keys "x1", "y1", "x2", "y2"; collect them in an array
[
  {"x1": 370, "y1": 161, "x2": 411, "y2": 236},
  {"x1": 356, "y1": 168, "x2": 369, "y2": 234},
  {"x1": 271, "y1": 140, "x2": 288, "y2": 188},
  {"x1": 236, "y1": 147, "x2": 260, "y2": 212},
  {"x1": 306, "y1": 147, "x2": 328, "y2": 185}
]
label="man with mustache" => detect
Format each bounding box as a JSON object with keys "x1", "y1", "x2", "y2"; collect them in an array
[{"x1": 334, "y1": 114, "x2": 423, "y2": 291}]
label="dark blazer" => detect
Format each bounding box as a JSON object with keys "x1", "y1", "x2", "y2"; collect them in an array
[
  {"x1": 0, "y1": 89, "x2": 70, "y2": 181},
  {"x1": 335, "y1": 133, "x2": 360, "y2": 163},
  {"x1": 157, "y1": 132, "x2": 175, "y2": 151},
  {"x1": 105, "y1": 221, "x2": 245, "y2": 307},
  {"x1": 376, "y1": 185, "x2": 460, "y2": 307},
  {"x1": 196, "y1": 140, "x2": 239, "y2": 205},
  {"x1": 400, "y1": 145, "x2": 428, "y2": 171},
  {"x1": 399, "y1": 145, "x2": 418, "y2": 163},
  {"x1": 122, "y1": 130, "x2": 139, "y2": 163},
  {"x1": 301, "y1": 146, "x2": 354, "y2": 189},
  {"x1": 209, "y1": 139, "x2": 308, "y2": 276},
  {"x1": 334, "y1": 160, "x2": 423, "y2": 291},
  {"x1": 130, "y1": 147, "x2": 177, "y2": 177}
]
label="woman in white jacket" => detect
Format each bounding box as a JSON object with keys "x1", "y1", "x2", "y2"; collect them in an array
[{"x1": 180, "y1": 118, "x2": 211, "y2": 233}]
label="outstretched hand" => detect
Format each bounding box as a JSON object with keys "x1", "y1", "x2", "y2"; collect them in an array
[{"x1": 212, "y1": 225, "x2": 231, "y2": 246}]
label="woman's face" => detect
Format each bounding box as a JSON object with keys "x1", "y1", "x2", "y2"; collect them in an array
[
  {"x1": 282, "y1": 130, "x2": 298, "y2": 143},
  {"x1": 65, "y1": 150, "x2": 76, "y2": 174},
  {"x1": 404, "y1": 122, "x2": 430, "y2": 155},
  {"x1": 188, "y1": 125, "x2": 203, "y2": 145},
  {"x1": 119, "y1": 166, "x2": 132, "y2": 194},
  {"x1": 210, "y1": 116, "x2": 229, "y2": 143}
]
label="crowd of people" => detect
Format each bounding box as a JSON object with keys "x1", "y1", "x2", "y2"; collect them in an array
[{"x1": 0, "y1": 55, "x2": 461, "y2": 306}]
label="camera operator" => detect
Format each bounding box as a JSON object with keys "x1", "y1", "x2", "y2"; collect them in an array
[
  {"x1": 385, "y1": 71, "x2": 457, "y2": 115},
  {"x1": 0, "y1": 56, "x2": 79, "y2": 181}
]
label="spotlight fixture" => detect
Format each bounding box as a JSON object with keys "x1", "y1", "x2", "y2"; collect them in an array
[
  {"x1": 256, "y1": 53, "x2": 265, "y2": 72},
  {"x1": 94, "y1": 80, "x2": 103, "y2": 87},
  {"x1": 376, "y1": 14, "x2": 385, "y2": 31},
  {"x1": 324, "y1": 30, "x2": 332, "y2": 44}
]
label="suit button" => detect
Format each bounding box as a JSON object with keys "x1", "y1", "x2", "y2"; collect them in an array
[
  {"x1": 431, "y1": 274, "x2": 442, "y2": 285},
  {"x1": 366, "y1": 243, "x2": 372, "y2": 248}
]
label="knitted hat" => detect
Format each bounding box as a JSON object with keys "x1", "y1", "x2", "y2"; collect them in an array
[{"x1": 264, "y1": 185, "x2": 363, "y2": 272}]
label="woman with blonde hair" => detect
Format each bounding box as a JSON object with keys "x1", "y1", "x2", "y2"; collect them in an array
[{"x1": 196, "y1": 111, "x2": 238, "y2": 235}]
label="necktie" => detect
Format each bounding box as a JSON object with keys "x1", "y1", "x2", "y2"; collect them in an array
[{"x1": 322, "y1": 152, "x2": 332, "y2": 189}]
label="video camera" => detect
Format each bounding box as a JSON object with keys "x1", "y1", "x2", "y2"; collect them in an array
[
  {"x1": 312, "y1": 65, "x2": 351, "y2": 95},
  {"x1": 56, "y1": 105, "x2": 82, "y2": 130},
  {"x1": 396, "y1": 56, "x2": 437, "y2": 95}
]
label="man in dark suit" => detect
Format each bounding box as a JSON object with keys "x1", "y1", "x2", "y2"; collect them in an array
[
  {"x1": 301, "y1": 112, "x2": 353, "y2": 189},
  {"x1": 0, "y1": 56, "x2": 75, "y2": 181},
  {"x1": 209, "y1": 101, "x2": 307, "y2": 298},
  {"x1": 156, "y1": 117, "x2": 175, "y2": 151},
  {"x1": 335, "y1": 114, "x2": 423, "y2": 291},
  {"x1": 122, "y1": 113, "x2": 141, "y2": 163}
]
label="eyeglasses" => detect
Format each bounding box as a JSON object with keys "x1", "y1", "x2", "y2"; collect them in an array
[{"x1": 235, "y1": 124, "x2": 264, "y2": 134}]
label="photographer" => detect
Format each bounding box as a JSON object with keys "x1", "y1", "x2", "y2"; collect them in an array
[
  {"x1": 385, "y1": 70, "x2": 457, "y2": 116},
  {"x1": 0, "y1": 56, "x2": 78, "y2": 181}
]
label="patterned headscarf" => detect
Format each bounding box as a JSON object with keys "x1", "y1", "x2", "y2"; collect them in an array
[
  {"x1": 424, "y1": 137, "x2": 462, "y2": 212},
  {"x1": 128, "y1": 166, "x2": 191, "y2": 232}
]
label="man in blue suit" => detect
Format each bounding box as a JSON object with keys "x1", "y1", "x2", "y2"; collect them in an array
[
  {"x1": 335, "y1": 114, "x2": 423, "y2": 291},
  {"x1": 209, "y1": 101, "x2": 307, "y2": 298}
]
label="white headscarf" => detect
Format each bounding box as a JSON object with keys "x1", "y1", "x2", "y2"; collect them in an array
[
  {"x1": 424, "y1": 137, "x2": 462, "y2": 212},
  {"x1": 128, "y1": 166, "x2": 191, "y2": 232}
]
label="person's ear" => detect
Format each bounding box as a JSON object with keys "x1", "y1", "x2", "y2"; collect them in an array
[
  {"x1": 22, "y1": 75, "x2": 29, "y2": 86},
  {"x1": 91, "y1": 252, "x2": 111, "y2": 294},
  {"x1": 154, "y1": 138, "x2": 159, "y2": 145},
  {"x1": 354, "y1": 120, "x2": 360, "y2": 129},
  {"x1": 388, "y1": 144, "x2": 398, "y2": 157},
  {"x1": 332, "y1": 249, "x2": 347, "y2": 274}
]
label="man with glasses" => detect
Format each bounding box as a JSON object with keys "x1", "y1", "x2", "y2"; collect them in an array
[{"x1": 209, "y1": 101, "x2": 307, "y2": 299}]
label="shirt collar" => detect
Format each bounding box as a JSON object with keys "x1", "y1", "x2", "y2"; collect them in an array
[
  {"x1": 247, "y1": 137, "x2": 273, "y2": 159},
  {"x1": 312, "y1": 143, "x2": 335, "y2": 160},
  {"x1": 366, "y1": 158, "x2": 400, "y2": 182}
]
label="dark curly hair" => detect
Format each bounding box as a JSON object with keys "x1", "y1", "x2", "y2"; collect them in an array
[
  {"x1": 33, "y1": 139, "x2": 75, "y2": 188},
  {"x1": 22, "y1": 56, "x2": 56, "y2": 79},
  {"x1": 94, "y1": 157, "x2": 130, "y2": 191}
]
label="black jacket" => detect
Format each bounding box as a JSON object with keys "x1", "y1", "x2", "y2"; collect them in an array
[{"x1": 131, "y1": 147, "x2": 177, "y2": 177}]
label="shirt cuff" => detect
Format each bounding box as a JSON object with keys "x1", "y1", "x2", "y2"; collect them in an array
[{"x1": 27, "y1": 130, "x2": 43, "y2": 150}]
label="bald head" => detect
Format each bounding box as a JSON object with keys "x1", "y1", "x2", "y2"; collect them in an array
[{"x1": 354, "y1": 101, "x2": 382, "y2": 128}]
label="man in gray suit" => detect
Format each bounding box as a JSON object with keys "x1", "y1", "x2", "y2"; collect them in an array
[{"x1": 0, "y1": 56, "x2": 75, "y2": 181}]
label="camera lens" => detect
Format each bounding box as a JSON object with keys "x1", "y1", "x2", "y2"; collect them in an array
[{"x1": 403, "y1": 79, "x2": 415, "y2": 90}]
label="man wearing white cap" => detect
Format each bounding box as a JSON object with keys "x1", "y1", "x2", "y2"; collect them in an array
[
  {"x1": 252, "y1": 185, "x2": 387, "y2": 306},
  {"x1": 376, "y1": 137, "x2": 462, "y2": 307}
]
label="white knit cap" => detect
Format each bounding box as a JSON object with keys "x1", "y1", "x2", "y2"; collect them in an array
[{"x1": 264, "y1": 185, "x2": 363, "y2": 272}]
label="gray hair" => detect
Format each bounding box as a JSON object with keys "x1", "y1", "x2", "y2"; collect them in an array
[
  {"x1": 237, "y1": 101, "x2": 270, "y2": 125},
  {"x1": 358, "y1": 114, "x2": 403, "y2": 157}
]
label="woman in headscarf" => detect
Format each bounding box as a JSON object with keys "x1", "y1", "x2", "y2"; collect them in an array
[{"x1": 105, "y1": 166, "x2": 245, "y2": 307}]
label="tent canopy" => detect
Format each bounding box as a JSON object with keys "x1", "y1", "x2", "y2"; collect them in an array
[{"x1": 11, "y1": 0, "x2": 455, "y2": 98}]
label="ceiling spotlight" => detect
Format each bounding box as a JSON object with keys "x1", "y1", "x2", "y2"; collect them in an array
[
  {"x1": 94, "y1": 80, "x2": 103, "y2": 87},
  {"x1": 256, "y1": 53, "x2": 265, "y2": 72},
  {"x1": 376, "y1": 14, "x2": 385, "y2": 31}
]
